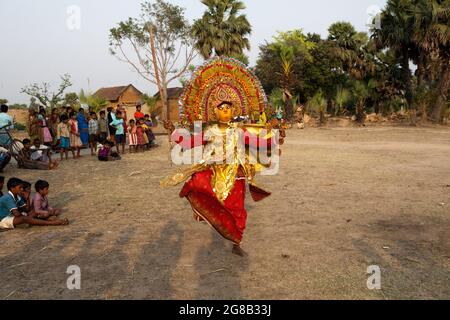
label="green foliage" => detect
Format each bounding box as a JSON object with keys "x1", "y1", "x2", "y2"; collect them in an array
[
  {"x1": 14, "y1": 123, "x2": 27, "y2": 131},
  {"x1": 9, "y1": 104, "x2": 28, "y2": 109},
  {"x1": 229, "y1": 53, "x2": 250, "y2": 66},
  {"x1": 307, "y1": 90, "x2": 327, "y2": 115},
  {"x1": 0, "y1": 99, "x2": 8, "y2": 105},
  {"x1": 192, "y1": 0, "x2": 251, "y2": 58},
  {"x1": 334, "y1": 85, "x2": 350, "y2": 116},
  {"x1": 255, "y1": 29, "x2": 318, "y2": 110},
  {"x1": 79, "y1": 90, "x2": 108, "y2": 112},
  {"x1": 63, "y1": 92, "x2": 79, "y2": 108},
  {"x1": 141, "y1": 93, "x2": 159, "y2": 115}
]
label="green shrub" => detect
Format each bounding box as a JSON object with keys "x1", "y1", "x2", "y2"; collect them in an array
[{"x1": 14, "y1": 123, "x2": 27, "y2": 131}]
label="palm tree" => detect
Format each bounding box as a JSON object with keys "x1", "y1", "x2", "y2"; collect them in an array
[
  {"x1": 307, "y1": 90, "x2": 327, "y2": 125},
  {"x1": 334, "y1": 85, "x2": 350, "y2": 116},
  {"x1": 279, "y1": 46, "x2": 295, "y2": 119},
  {"x1": 352, "y1": 81, "x2": 369, "y2": 124},
  {"x1": 192, "y1": 0, "x2": 252, "y2": 59},
  {"x1": 413, "y1": 0, "x2": 450, "y2": 122},
  {"x1": 372, "y1": 0, "x2": 416, "y2": 109},
  {"x1": 327, "y1": 22, "x2": 371, "y2": 80}
]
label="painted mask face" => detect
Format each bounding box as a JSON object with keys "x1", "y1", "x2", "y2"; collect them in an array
[{"x1": 215, "y1": 102, "x2": 233, "y2": 123}]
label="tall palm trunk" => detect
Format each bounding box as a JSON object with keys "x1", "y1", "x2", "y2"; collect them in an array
[
  {"x1": 401, "y1": 52, "x2": 416, "y2": 125},
  {"x1": 432, "y1": 59, "x2": 450, "y2": 123}
]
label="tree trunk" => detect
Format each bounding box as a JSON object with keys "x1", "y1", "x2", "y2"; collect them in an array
[
  {"x1": 401, "y1": 53, "x2": 413, "y2": 109},
  {"x1": 149, "y1": 25, "x2": 167, "y2": 121},
  {"x1": 401, "y1": 52, "x2": 415, "y2": 126},
  {"x1": 431, "y1": 59, "x2": 450, "y2": 123},
  {"x1": 417, "y1": 53, "x2": 426, "y2": 88},
  {"x1": 420, "y1": 102, "x2": 428, "y2": 124},
  {"x1": 162, "y1": 85, "x2": 169, "y2": 121}
]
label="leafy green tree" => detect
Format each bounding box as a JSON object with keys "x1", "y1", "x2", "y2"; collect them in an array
[
  {"x1": 192, "y1": 0, "x2": 251, "y2": 59},
  {"x1": 80, "y1": 90, "x2": 108, "y2": 112},
  {"x1": 255, "y1": 30, "x2": 317, "y2": 118},
  {"x1": 109, "y1": 0, "x2": 196, "y2": 120},
  {"x1": 21, "y1": 74, "x2": 72, "y2": 108},
  {"x1": 63, "y1": 92, "x2": 79, "y2": 108},
  {"x1": 0, "y1": 99, "x2": 8, "y2": 105}
]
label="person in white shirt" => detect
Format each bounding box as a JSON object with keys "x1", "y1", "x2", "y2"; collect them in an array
[{"x1": 30, "y1": 138, "x2": 52, "y2": 163}]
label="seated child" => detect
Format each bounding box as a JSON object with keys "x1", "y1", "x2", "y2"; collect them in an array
[
  {"x1": 19, "y1": 181, "x2": 33, "y2": 214},
  {"x1": 0, "y1": 176, "x2": 4, "y2": 197},
  {"x1": 21, "y1": 138, "x2": 59, "y2": 170},
  {"x1": 98, "y1": 141, "x2": 121, "y2": 162},
  {"x1": 0, "y1": 147, "x2": 11, "y2": 172},
  {"x1": 0, "y1": 178, "x2": 68, "y2": 231},
  {"x1": 32, "y1": 180, "x2": 61, "y2": 219}
]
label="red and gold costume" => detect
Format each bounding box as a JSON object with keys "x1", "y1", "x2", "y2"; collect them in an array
[{"x1": 161, "y1": 57, "x2": 281, "y2": 245}]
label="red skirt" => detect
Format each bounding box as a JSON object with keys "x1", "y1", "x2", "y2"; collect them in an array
[{"x1": 180, "y1": 169, "x2": 247, "y2": 245}]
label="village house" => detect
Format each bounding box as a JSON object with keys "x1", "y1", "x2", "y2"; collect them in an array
[{"x1": 94, "y1": 84, "x2": 143, "y2": 109}]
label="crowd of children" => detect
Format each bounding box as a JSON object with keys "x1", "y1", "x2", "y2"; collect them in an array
[
  {"x1": 24, "y1": 104, "x2": 158, "y2": 166},
  {"x1": 0, "y1": 176, "x2": 68, "y2": 231}
]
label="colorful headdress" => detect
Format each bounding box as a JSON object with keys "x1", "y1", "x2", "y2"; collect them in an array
[{"x1": 179, "y1": 56, "x2": 268, "y2": 124}]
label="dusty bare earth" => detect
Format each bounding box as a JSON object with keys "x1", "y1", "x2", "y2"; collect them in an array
[{"x1": 0, "y1": 125, "x2": 450, "y2": 300}]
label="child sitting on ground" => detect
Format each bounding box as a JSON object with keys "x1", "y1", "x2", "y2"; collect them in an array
[
  {"x1": 31, "y1": 138, "x2": 59, "y2": 169},
  {"x1": 32, "y1": 180, "x2": 61, "y2": 219},
  {"x1": 20, "y1": 139, "x2": 58, "y2": 170},
  {"x1": 0, "y1": 178, "x2": 68, "y2": 230},
  {"x1": 98, "y1": 141, "x2": 121, "y2": 162},
  {"x1": 18, "y1": 181, "x2": 33, "y2": 214},
  {"x1": 0, "y1": 176, "x2": 5, "y2": 197}
]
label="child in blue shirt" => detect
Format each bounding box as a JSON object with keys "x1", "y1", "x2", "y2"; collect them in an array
[
  {"x1": 0, "y1": 178, "x2": 69, "y2": 230},
  {"x1": 110, "y1": 110, "x2": 126, "y2": 154}
]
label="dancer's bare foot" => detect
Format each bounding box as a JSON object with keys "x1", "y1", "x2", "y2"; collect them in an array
[
  {"x1": 193, "y1": 212, "x2": 204, "y2": 222},
  {"x1": 232, "y1": 244, "x2": 247, "y2": 257}
]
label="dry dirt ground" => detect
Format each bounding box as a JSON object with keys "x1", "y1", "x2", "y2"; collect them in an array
[{"x1": 0, "y1": 125, "x2": 449, "y2": 300}]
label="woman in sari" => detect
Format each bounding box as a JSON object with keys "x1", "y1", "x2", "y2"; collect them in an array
[{"x1": 77, "y1": 108, "x2": 89, "y2": 146}]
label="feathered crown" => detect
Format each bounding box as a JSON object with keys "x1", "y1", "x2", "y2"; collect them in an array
[{"x1": 179, "y1": 56, "x2": 268, "y2": 124}]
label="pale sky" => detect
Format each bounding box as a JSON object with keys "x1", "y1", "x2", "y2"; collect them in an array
[{"x1": 0, "y1": 0, "x2": 387, "y2": 104}]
